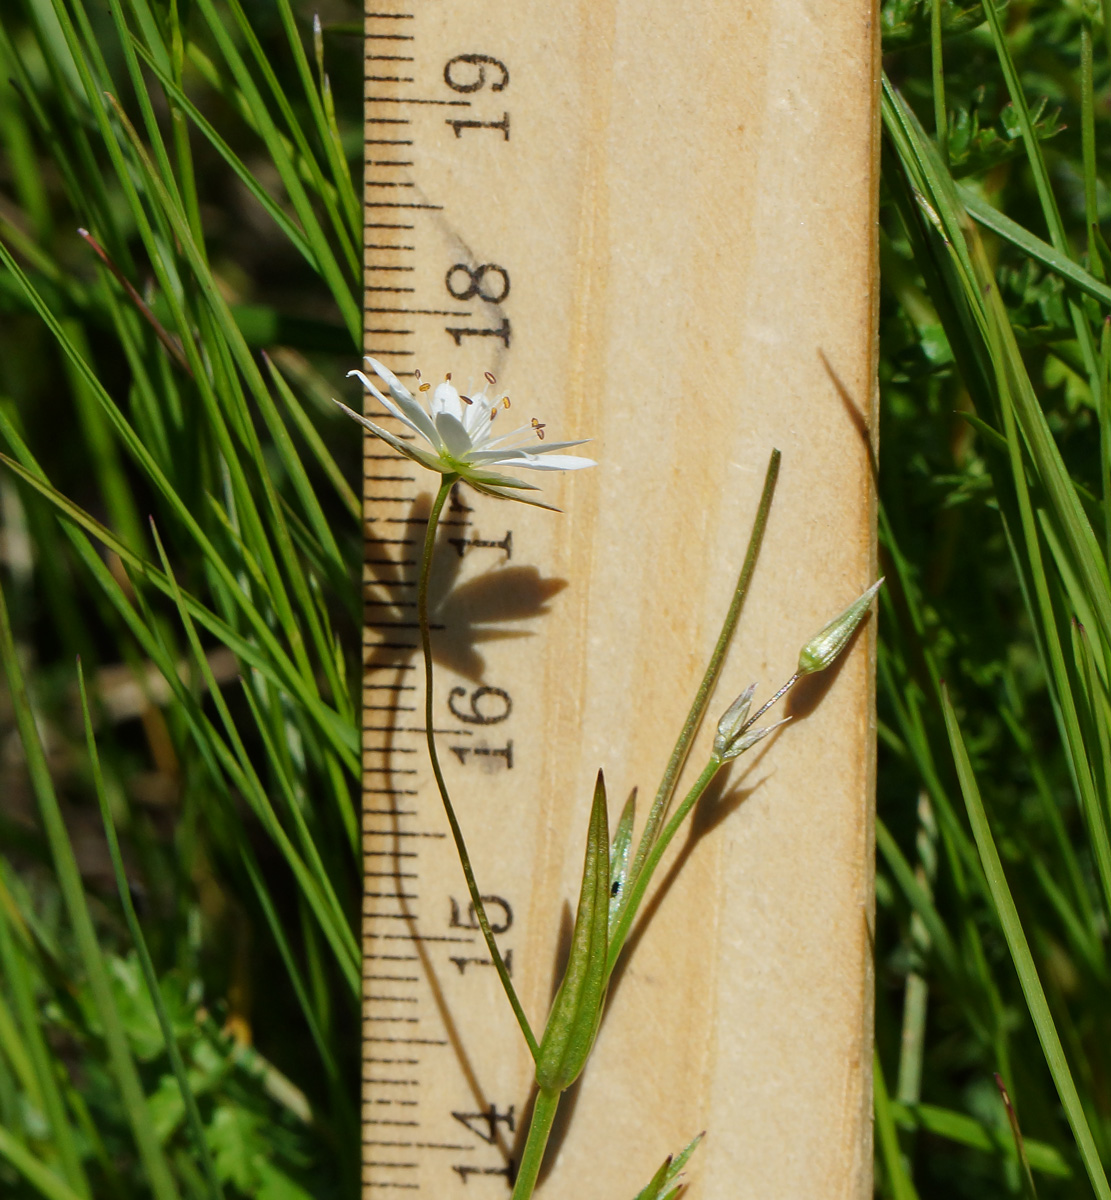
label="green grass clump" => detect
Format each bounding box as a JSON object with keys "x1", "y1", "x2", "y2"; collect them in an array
[
  {"x1": 1, "y1": 0, "x2": 1111, "y2": 1196},
  {"x1": 878, "y1": 2, "x2": 1111, "y2": 1195},
  {"x1": 0, "y1": 1, "x2": 363, "y2": 1195}
]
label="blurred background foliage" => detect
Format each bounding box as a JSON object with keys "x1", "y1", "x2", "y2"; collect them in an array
[{"x1": 1, "y1": 0, "x2": 1111, "y2": 1197}]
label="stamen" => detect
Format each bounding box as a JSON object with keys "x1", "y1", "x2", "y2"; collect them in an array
[
  {"x1": 485, "y1": 371, "x2": 497, "y2": 385},
  {"x1": 531, "y1": 417, "x2": 547, "y2": 441},
  {"x1": 419, "y1": 383, "x2": 431, "y2": 392}
]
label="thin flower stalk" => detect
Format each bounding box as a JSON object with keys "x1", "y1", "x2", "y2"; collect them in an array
[{"x1": 417, "y1": 476, "x2": 538, "y2": 1059}]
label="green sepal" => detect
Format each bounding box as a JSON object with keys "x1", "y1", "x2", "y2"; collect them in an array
[
  {"x1": 608, "y1": 788, "x2": 636, "y2": 935},
  {"x1": 535, "y1": 771, "x2": 610, "y2": 1092},
  {"x1": 632, "y1": 1132, "x2": 704, "y2": 1200}
]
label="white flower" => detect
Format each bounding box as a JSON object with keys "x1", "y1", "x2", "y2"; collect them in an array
[{"x1": 334, "y1": 357, "x2": 594, "y2": 508}]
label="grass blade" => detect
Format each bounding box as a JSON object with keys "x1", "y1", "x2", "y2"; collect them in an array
[
  {"x1": 941, "y1": 685, "x2": 1111, "y2": 1200},
  {"x1": 76, "y1": 663, "x2": 225, "y2": 1200}
]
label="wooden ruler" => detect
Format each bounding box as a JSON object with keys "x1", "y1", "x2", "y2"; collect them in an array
[{"x1": 361, "y1": 3, "x2": 879, "y2": 1196}]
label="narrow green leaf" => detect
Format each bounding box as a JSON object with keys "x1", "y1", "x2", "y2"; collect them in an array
[
  {"x1": 633, "y1": 1155, "x2": 672, "y2": 1200},
  {"x1": 218, "y1": 0, "x2": 359, "y2": 274},
  {"x1": 190, "y1": 0, "x2": 360, "y2": 341},
  {"x1": 625, "y1": 450, "x2": 779, "y2": 917},
  {"x1": 876, "y1": 818, "x2": 960, "y2": 981},
  {"x1": 979, "y1": 0, "x2": 1099, "y2": 384},
  {"x1": 147, "y1": 522, "x2": 360, "y2": 990},
  {"x1": 960, "y1": 187, "x2": 1111, "y2": 310},
  {"x1": 536, "y1": 771, "x2": 610, "y2": 1093},
  {"x1": 264, "y1": 350, "x2": 360, "y2": 521}
]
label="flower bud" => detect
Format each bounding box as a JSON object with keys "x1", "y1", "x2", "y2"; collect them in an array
[{"x1": 797, "y1": 578, "x2": 883, "y2": 676}]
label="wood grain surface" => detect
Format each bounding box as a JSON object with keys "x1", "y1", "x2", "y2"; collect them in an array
[{"x1": 361, "y1": 2, "x2": 880, "y2": 1196}]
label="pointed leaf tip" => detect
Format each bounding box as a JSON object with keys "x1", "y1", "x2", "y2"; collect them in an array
[{"x1": 536, "y1": 773, "x2": 610, "y2": 1092}]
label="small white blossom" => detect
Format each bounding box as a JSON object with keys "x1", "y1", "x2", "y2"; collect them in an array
[{"x1": 335, "y1": 357, "x2": 594, "y2": 508}]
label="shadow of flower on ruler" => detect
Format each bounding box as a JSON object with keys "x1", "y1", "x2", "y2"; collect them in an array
[{"x1": 363, "y1": 487, "x2": 568, "y2": 682}]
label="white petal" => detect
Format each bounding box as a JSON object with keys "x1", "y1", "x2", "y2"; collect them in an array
[
  {"x1": 466, "y1": 439, "x2": 591, "y2": 464},
  {"x1": 527, "y1": 439, "x2": 592, "y2": 454},
  {"x1": 465, "y1": 446, "x2": 533, "y2": 464},
  {"x1": 491, "y1": 453, "x2": 596, "y2": 471},
  {"x1": 365, "y1": 356, "x2": 416, "y2": 403},
  {"x1": 348, "y1": 370, "x2": 439, "y2": 446},
  {"x1": 432, "y1": 380, "x2": 465, "y2": 422},
  {"x1": 434, "y1": 411, "x2": 475, "y2": 459},
  {"x1": 333, "y1": 401, "x2": 445, "y2": 472}
]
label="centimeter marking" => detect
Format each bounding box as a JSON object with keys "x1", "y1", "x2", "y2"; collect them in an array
[{"x1": 362, "y1": 4, "x2": 528, "y2": 1195}]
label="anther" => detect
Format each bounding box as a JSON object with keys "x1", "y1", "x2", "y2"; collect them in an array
[
  {"x1": 445, "y1": 372, "x2": 452, "y2": 381},
  {"x1": 414, "y1": 368, "x2": 423, "y2": 381},
  {"x1": 502, "y1": 396, "x2": 511, "y2": 409},
  {"x1": 485, "y1": 371, "x2": 497, "y2": 385},
  {"x1": 461, "y1": 394, "x2": 473, "y2": 405},
  {"x1": 419, "y1": 383, "x2": 431, "y2": 392},
  {"x1": 531, "y1": 417, "x2": 547, "y2": 441}
]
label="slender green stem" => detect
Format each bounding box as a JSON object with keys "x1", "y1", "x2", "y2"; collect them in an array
[
  {"x1": 1104, "y1": 0, "x2": 1111, "y2": 92},
  {"x1": 931, "y1": 0, "x2": 947, "y2": 165},
  {"x1": 606, "y1": 758, "x2": 723, "y2": 978},
  {"x1": 1099, "y1": 321, "x2": 1111, "y2": 571},
  {"x1": 896, "y1": 792, "x2": 937, "y2": 1124},
  {"x1": 510, "y1": 1088, "x2": 561, "y2": 1200},
  {"x1": 1081, "y1": 24, "x2": 1102, "y2": 282},
  {"x1": 1081, "y1": 21, "x2": 1111, "y2": 572},
  {"x1": 740, "y1": 672, "x2": 799, "y2": 734},
  {"x1": 623, "y1": 449, "x2": 780, "y2": 908},
  {"x1": 417, "y1": 475, "x2": 539, "y2": 1059}
]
